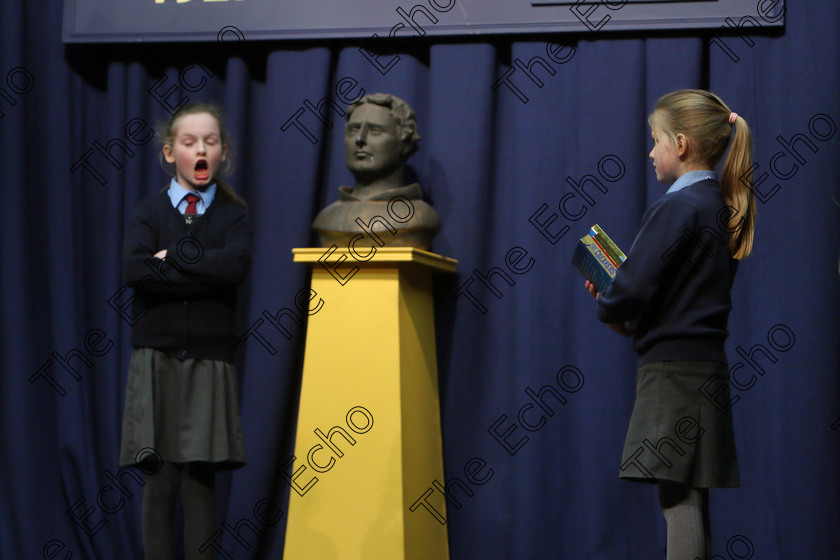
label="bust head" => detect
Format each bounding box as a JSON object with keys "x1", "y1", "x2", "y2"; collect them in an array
[
  {"x1": 312, "y1": 93, "x2": 439, "y2": 249},
  {"x1": 344, "y1": 94, "x2": 420, "y2": 190}
]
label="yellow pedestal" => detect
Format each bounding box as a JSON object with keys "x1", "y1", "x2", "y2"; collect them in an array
[{"x1": 282, "y1": 247, "x2": 456, "y2": 560}]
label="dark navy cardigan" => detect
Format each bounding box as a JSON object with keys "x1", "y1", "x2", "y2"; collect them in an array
[
  {"x1": 597, "y1": 179, "x2": 739, "y2": 367},
  {"x1": 122, "y1": 190, "x2": 252, "y2": 363}
]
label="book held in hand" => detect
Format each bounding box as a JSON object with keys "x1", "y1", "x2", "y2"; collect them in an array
[{"x1": 572, "y1": 224, "x2": 626, "y2": 293}]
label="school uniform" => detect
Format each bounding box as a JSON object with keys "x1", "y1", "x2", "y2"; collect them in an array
[
  {"x1": 597, "y1": 171, "x2": 740, "y2": 488},
  {"x1": 119, "y1": 180, "x2": 251, "y2": 469}
]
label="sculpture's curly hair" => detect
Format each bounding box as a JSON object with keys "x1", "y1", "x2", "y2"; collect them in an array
[{"x1": 346, "y1": 93, "x2": 421, "y2": 158}]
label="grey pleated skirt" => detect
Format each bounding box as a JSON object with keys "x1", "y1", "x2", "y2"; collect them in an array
[
  {"x1": 119, "y1": 348, "x2": 246, "y2": 469},
  {"x1": 619, "y1": 360, "x2": 739, "y2": 488}
]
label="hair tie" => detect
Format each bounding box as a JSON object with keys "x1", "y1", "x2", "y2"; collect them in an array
[{"x1": 728, "y1": 112, "x2": 738, "y2": 125}]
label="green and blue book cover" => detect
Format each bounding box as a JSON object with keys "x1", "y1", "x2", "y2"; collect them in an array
[{"x1": 572, "y1": 224, "x2": 626, "y2": 293}]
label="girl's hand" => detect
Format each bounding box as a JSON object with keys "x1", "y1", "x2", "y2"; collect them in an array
[
  {"x1": 154, "y1": 249, "x2": 167, "y2": 259},
  {"x1": 585, "y1": 281, "x2": 630, "y2": 336}
]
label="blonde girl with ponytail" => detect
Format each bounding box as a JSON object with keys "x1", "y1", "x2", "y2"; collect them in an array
[{"x1": 585, "y1": 89, "x2": 755, "y2": 560}]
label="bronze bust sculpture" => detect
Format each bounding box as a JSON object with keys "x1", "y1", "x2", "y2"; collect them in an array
[{"x1": 312, "y1": 93, "x2": 440, "y2": 251}]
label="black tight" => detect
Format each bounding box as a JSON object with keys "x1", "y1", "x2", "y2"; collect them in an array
[
  {"x1": 142, "y1": 462, "x2": 219, "y2": 560},
  {"x1": 658, "y1": 482, "x2": 711, "y2": 560}
]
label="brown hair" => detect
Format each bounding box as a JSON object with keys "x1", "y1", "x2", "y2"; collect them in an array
[
  {"x1": 159, "y1": 102, "x2": 247, "y2": 208},
  {"x1": 649, "y1": 90, "x2": 755, "y2": 259}
]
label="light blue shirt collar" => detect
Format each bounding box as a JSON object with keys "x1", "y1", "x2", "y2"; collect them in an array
[
  {"x1": 666, "y1": 170, "x2": 717, "y2": 194},
  {"x1": 167, "y1": 178, "x2": 216, "y2": 215}
]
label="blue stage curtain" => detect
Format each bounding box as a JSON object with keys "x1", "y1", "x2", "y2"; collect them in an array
[{"x1": 2, "y1": 1, "x2": 838, "y2": 558}]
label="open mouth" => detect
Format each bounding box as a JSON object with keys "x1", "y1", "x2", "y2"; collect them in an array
[{"x1": 194, "y1": 159, "x2": 209, "y2": 180}]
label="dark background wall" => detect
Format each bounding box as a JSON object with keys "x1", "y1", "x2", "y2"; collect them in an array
[{"x1": 1, "y1": 1, "x2": 838, "y2": 559}]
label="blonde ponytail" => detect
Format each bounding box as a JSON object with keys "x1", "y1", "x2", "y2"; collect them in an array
[
  {"x1": 650, "y1": 90, "x2": 755, "y2": 259},
  {"x1": 720, "y1": 114, "x2": 755, "y2": 259}
]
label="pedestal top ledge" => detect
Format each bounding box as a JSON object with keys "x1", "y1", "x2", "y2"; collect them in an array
[{"x1": 293, "y1": 247, "x2": 457, "y2": 273}]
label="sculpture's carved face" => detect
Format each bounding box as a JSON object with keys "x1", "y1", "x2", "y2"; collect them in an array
[{"x1": 345, "y1": 103, "x2": 408, "y2": 183}]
